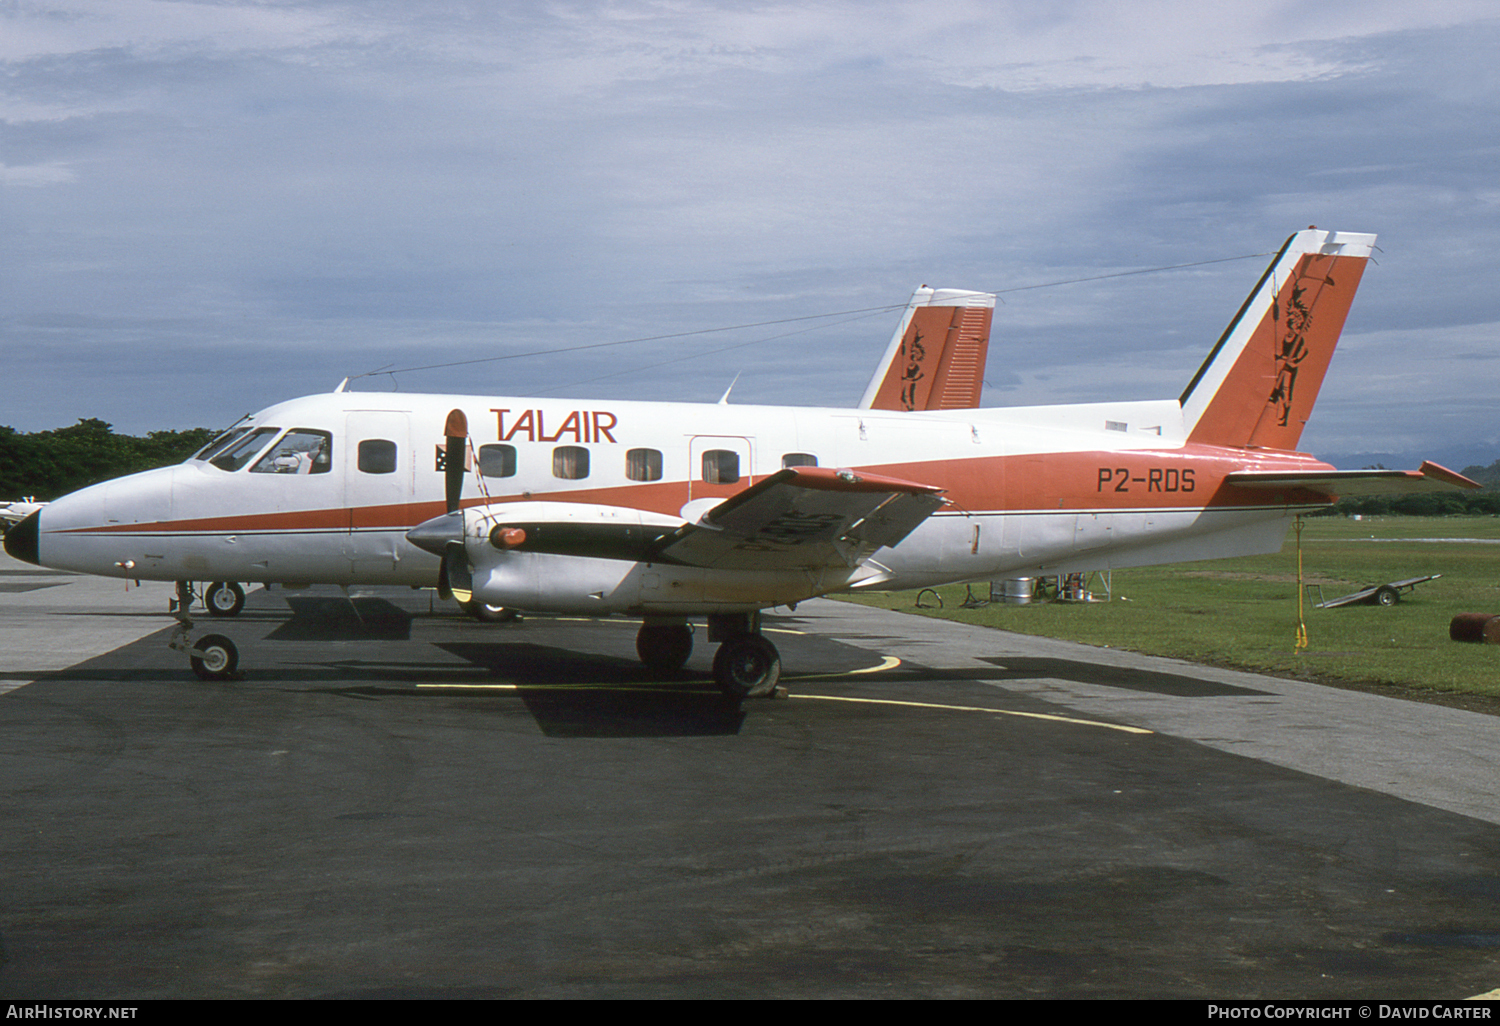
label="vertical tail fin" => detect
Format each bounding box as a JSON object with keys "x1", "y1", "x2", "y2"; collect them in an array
[
  {"x1": 1181, "y1": 228, "x2": 1376, "y2": 450},
  {"x1": 860, "y1": 287, "x2": 996, "y2": 411}
]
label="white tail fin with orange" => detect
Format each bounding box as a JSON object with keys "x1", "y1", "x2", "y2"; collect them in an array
[
  {"x1": 1181, "y1": 228, "x2": 1376, "y2": 450},
  {"x1": 859, "y1": 287, "x2": 996, "y2": 411}
]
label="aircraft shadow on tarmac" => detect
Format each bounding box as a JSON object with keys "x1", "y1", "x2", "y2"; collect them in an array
[
  {"x1": 267, "y1": 597, "x2": 414, "y2": 642},
  {"x1": 972, "y1": 656, "x2": 1269, "y2": 697},
  {"x1": 433, "y1": 640, "x2": 753, "y2": 738}
]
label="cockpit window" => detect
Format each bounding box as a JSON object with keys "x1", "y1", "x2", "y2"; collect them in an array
[
  {"x1": 194, "y1": 427, "x2": 249, "y2": 463},
  {"x1": 209, "y1": 428, "x2": 279, "y2": 472},
  {"x1": 251, "y1": 430, "x2": 332, "y2": 475}
]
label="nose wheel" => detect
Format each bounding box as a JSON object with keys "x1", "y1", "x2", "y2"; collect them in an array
[
  {"x1": 188, "y1": 634, "x2": 240, "y2": 681},
  {"x1": 168, "y1": 609, "x2": 243, "y2": 682}
]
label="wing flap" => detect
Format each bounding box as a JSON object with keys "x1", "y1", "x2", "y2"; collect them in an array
[
  {"x1": 660, "y1": 467, "x2": 946, "y2": 571},
  {"x1": 1225, "y1": 461, "x2": 1480, "y2": 498}
]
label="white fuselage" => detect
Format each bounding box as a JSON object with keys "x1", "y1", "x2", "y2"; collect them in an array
[{"x1": 27, "y1": 389, "x2": 1330, "y2": 614}]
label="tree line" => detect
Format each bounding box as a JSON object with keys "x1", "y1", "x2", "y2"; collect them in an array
[
  {"x1": 0, "y1": 419, "x2": 216, "y2": 501},
  {"x1": 1312, "y1": 458, "x2": 1500, "y2": 517}
]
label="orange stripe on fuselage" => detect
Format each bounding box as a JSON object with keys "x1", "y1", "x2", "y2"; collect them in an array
[{"x1": 56, "y1": 446, "x2": 1336, "y2": 538}]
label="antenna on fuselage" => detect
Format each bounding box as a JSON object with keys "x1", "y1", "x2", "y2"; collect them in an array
[
  {"x1": 717, "y1": 373, "x2": 741, "y2": 405},
  {"x1": 334, "y1": 378, "x2": 348, "y2": 393}
]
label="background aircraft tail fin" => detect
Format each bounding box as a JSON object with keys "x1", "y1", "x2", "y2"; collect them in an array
[
  {"x1": 1181, "y1": 228, "x2": 1376, "y2": 450},
  {"x1": 860, "y1": 287, "x2": 996, "y2": 411}
]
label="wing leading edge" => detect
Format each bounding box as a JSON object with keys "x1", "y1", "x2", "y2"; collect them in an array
[{"x1": 659, "y1": 466, "x2": 947, "y2": 571}]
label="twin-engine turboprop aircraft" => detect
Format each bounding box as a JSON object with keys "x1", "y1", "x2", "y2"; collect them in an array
[{"x1": 4, "y1": 228, "x2": 1478, "y2": 697}]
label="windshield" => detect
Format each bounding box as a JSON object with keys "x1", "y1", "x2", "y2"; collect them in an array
[
  {"x1": 192, "y1": 427, "x2": 249, "y2": 463},
  {"x1": 208, "y1": 428, "x2": 279, "y2": 472}
]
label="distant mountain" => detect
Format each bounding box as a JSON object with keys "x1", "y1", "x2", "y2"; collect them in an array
[
  {"x1": 1319, "y1": 446, "x2": 1499, "y2": 480},
  {"x1": 1458, "y1": 458, "x2": 1500, "y2": 488}
]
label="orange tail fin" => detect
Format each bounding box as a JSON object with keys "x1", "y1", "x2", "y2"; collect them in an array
[
  {"x1": 860, "y1": 287, "x2": 996, "y2": 411},
  {"x1": 1181, "y1": 228, "x2": 1375, "y2": 450}
]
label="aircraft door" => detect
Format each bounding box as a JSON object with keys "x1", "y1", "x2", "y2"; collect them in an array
[{"x1": 344, "y1": 410, "x2": 415, "y2": 577}]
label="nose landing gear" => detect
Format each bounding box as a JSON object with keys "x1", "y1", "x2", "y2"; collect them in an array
[{"x1": 168, "y1": 583, "x2": 242, "y2": 682}]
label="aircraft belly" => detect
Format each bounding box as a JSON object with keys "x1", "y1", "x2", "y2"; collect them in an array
[
  {"x1": 470, "y1": 552, "x2": 849, "y2": 615},
  {"x1": 861, "y1": 507, "x2": 1300, "y2": 590},
  {"x1": 180, "y1": 532, "x2": 355, "y2": 584}
]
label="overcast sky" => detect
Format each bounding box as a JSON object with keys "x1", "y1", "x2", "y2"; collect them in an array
[{"x1": 3, "y1": 1, "x2": 1498, "y2": 468}]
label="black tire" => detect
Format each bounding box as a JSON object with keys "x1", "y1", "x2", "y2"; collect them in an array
[
  {"x1": 1374, "y1": 586, "x2": 1400, "y2": 607},
  {"x1": 636, "y1": 623, "x2": 693, "y2": 675},
  {"x1": 463, "y1": 601, "x2": 519, "y2": 623},
  {"x1": 190, "y1": 634, "x2": 239, "y2": 681},
  {"x1": 712, "y1": 634, "x2": 781, "y2": 701},
  {"x1": 205, "y1": 581, "x2": 246, "y2": 617}
]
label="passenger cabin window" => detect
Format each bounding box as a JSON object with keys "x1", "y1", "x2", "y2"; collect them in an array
[
  {"x1": 626, "y1": 448, "x2": 663, "y2": 482},
  {"x1": 358, "y1": 439, "x2": 398, "y2": 475},
  {"x1": 209, "y1": 427, "x2": 279, "y2": 472},
  {"x1": 479, "y1": 444, "x2": 517, "y2": 478},
  {"x1": 701, "y1": 449, "x2": 740, "y2": 484},
  {"x1": 553, "y1": 446, "x2": 589, "y2": 480},
  {"x1": 251, "y1": 430, "x2": 332, "y2": 475},
  {"x1": 781, "y1": 453, "x2": 817, "y2": 468}
]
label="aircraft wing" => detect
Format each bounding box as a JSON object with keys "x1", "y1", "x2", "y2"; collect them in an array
[
  {"x1": 1225, "y1": 461, "x2": 1480, "y2": 498},
  {"x1": 657, "y1": 466, "x2": 947, "y2": 571}
]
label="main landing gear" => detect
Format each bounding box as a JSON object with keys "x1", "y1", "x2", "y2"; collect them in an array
[
  {"x1": 171, "y1": 580, "x2": 246, "y2": 617},
  {"x1": 205, "y1": 581, "x2": 246, "y2": 617},
  {"x1": 636, "y1": 613, "x2": 782, "y2": 701}
]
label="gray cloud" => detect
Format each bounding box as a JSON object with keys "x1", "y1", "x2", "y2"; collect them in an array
[{"x1": 1, "y1": 1, "x2": 1496, "y2": 465}]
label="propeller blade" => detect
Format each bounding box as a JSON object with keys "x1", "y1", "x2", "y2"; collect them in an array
[
  {"x1": 443, "y1": 542, "x2": 474, "y2": 605},
  {"x1": 444, "y1": 408, "x2": 468, "y2": 516}
]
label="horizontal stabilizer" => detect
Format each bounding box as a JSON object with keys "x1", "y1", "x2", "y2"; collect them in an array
[
  {"x1": 659, "y1": 466, "x2": 946, "y2": 571},
  {"x1": 1225, "y1": 461, "x2": 1480, "y2": 498}
]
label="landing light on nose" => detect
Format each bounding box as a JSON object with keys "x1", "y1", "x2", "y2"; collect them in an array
[{"x1": 3, "y1": 510, "x2": 41, "y2": 565}]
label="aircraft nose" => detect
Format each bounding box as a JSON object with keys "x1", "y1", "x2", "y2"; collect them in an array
[{"x1": 3, "y1": 510, "x2": 41, "y2": 565}]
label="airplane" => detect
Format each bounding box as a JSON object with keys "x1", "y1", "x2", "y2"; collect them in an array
[
  {"x1": 4, "y1": 227, "x2": 1478, "y2": 698},
  {"x1": 1, "y1": 498, "x2": 46, "y2": 532}
]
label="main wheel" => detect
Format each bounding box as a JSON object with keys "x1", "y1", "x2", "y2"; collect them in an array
[
  {"x1": 205, "y1": 581, "x2": 246, "y2": 617},
  {"x1": 1374, "y1": 586, "x2": 1400, "y2": 607},
  {"x1": 712, "y1": 633, "x2": 781, "y2": 701},
  {"x1": 190, "y1": 634, "x2": 239, "y2": 681},
  {"x1": 464, "y1": 601, "x2": 519, "y2": 623},
  {"x1": 636, "y1": 623, "x2": 693, "y2": 675}
]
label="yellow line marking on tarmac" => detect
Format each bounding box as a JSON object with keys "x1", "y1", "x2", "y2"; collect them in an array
[
  {"x1": 416, "y1": 653, "x2": 900, "y2": 692},
  {"x1": 788, "y1": 655, "x2": 902, "y2": 679},
  {"x1": 551, "y1": 616, "x2": 805, "y2": 636},
  {"x1": 417, "y1": 682, "x2": 686, "y2": 692},
  {"x1": 412, "y1": 648, "x2": 1144, "y2": 733},
  {"x1": 787, "y1": 693, "x2": 1153, "y2": 734}
]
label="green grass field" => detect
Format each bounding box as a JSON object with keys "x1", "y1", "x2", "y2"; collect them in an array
[{"x1": 841, "y1": 516, "x2": 1500, "y2": 699}]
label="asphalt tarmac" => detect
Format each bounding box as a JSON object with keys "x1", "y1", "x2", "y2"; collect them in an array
[{"x1": 3, "y1": 551, "x2": 1499, "y2": 999}]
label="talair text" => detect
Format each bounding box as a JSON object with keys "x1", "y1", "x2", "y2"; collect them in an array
[{"x1": 492, "y1": 409, "x2": 619, "y2": 444}]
